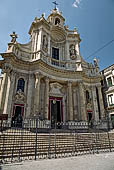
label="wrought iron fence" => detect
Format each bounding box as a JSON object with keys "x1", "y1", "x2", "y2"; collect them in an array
[{"x1": 0, "y1": 119, "x2": 114, "y2": 164}]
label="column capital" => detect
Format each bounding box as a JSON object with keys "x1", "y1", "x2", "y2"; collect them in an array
[
  {"x1": 68, "y1": 81, "x2": 72, "y2": 86},
  {"x1": 97, "y1": 85, "x2": 102, "y2": 89},
  {"x1": 29, "y1": 73, "x2": 34, "y2": 79},
  {"x1": 34, "y1": 72, "x2": 41, "y2": 79},
  {"x1": 45, "y1": 76, "x2": 49, "y2": 83},
  {"x1": 73, "y1": 88, "x2": 77, "y2": 93}
]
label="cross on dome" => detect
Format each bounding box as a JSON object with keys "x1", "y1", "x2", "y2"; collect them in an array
[{"x1": 52, "y1": 1, "x2": 58, "y2": 10}]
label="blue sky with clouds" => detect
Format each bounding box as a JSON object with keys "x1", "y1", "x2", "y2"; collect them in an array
[{"x1": 0, "y1": 0, "x2": 114, "y2": 70}]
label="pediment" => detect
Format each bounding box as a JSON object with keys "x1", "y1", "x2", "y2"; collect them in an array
[{"x1": 50, "y1": 82, "x2": 63, "y2": 94}]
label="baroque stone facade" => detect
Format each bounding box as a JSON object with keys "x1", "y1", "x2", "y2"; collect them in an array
[{"x1": 0, "y1": 8, "x2": 105, "y2": 126}]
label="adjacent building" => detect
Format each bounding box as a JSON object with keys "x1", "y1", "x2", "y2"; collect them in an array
[
  {"x1": 0, "y1": 8, "x2": 105, "y2": 127},
  {"x1": 101, "y1": 64, "x2": 114, "y2": 127}
]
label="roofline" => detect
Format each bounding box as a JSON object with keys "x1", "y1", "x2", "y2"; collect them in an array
[{"x1": 100, "y1": 63, "x2": 114, "y2": 72}]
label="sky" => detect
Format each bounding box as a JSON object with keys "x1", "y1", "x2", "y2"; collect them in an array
[{"x1": 0, "y1": 0, "x2": 114, "y2": 71}]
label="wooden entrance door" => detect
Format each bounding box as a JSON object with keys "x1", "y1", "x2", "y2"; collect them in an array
[{"x1": 49, "y1": 97, "x2": 63, "y2": 127}]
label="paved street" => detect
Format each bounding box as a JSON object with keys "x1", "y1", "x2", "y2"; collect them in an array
[{"x1": 1, "y1": 152, "x2": 114, "y2": 170}]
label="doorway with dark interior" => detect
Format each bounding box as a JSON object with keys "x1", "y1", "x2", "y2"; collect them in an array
[
  {"x1": 11, "y1": 105, "x2": 23, "y2": 128},
  {"x1": 50, "y1": 98, "x2": 62, "y2": 129},
  {"x1": 87, "y1": 112, "x2": 93, "y2": 127},
  {"x1": 88, "y1": 112, "x2": 92, "y2": 122}
]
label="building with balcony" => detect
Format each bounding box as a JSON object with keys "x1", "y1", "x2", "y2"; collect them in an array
[
  {"x1": 0, "y1": 8, "x2": 105, "y2": 127},
  {"x1": 101, "y1": 64, "x2": 114, "y2": 127}
]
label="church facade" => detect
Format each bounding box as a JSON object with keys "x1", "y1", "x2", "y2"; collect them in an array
[{"x1": 0, "y1": 8, "x2": 105, "y2": 127}]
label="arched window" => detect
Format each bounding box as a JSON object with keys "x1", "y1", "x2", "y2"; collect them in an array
[
  {"x1": 55, "y1": 18, "x2": 60, "y2": 25},
  {"x1": 17, "y1": 78, "x2": 25, "y2": 92}
]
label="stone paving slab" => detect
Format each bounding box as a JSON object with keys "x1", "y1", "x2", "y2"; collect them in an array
[{"x1": 1, "y1": 152, "x2": 114, "y2": 170}]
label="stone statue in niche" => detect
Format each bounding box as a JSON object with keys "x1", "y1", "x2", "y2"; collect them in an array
[
  {"x1": 14, "y1": 89, "x2": 26, "y2": 102},
  {"x1": 69, "y1": 44, "x2": 77, "y2": 60},
  {"x1": 42, "y1": 35, "x2": 48, "y2": 52}
]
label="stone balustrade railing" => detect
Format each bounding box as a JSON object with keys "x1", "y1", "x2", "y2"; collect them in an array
[
  {"x1": 40, "y1": 53, "x2": 79, "y2": 71},
  {"x1": 12, "y1": 47, "x2": 99, "y2": 74}
]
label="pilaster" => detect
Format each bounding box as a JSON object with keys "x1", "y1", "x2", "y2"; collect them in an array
[
  {"x1": 79, "y1": 82, "x2": 86, "y2": 121},
  {"x1": 73, "y1": 88, "x2": 78, "y2": 120},
  {"x1": 68, "y1": 81, "x2": 73, "y2": 121},
  {"x1": 97, "y1": 85, "x2": 105, "y2": 119},
  {"x1": 0, "y1": 70, "x2": 10, "y2": 113},
  {"x1": 4, "y1": 71, "x2": 16, "y2": 117},
  {"x1": 44, "y1": 77, "x2": 49, "y2": 119},
  {"x1": 37, "y1": 28, "x2": 42, "y2": 51},
  {"x1": 92, "y1": 86, "x2": 99, "y2": 121},
  {"x1": 34, "y1": 72, "x2": 41, "y2": 115},
  {"x1": 66, "y1": 40, "x2": 69, "y2": 60},
  {"x1": 48, "y1": 36, "x2": 51, "y2": 56},
  {"x1": 26, "y1": 74, "x2": 34, "y2": 117}
]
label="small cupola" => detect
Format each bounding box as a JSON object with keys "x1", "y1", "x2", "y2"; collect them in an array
[{"x1": 47, "y1": 4, "x2": 65, "y2": 27}]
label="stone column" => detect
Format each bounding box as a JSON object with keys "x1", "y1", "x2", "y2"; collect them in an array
[
  {"x1": 48, "y1": 36, "x2": 51, "y2": 56},
  {"x1": 0, "y1": 77, "x2": 3, "y2": 91},
  {"x1": 79, "y1": 83, "x2": 86, "y2": 121},
  {"x1": 92, "y1": 86, "x2": 99, "y2": 121},
  {"x1": 36, "y1": 32, "x2": 39, "y2": 52},
  {"x1": 66, "y1": 40, "x2": 69, "y2": 60},
  {"x1": 34, "y1": 32, "x2": 37, "y2": 52},
  {"x1": 34, "y1": 73, "x2": 41, "y2": 115},
  {"x1": 4, "y1": 71, "x2": 16, "y2": 117},
  {"x1": 97, "y1": 85, "x2": 105, "y2": 119},
  {"x1": 68, "y1": 81, "x2": 73, "y2": 121},
  {"x1": 0, "y1": 72, "x2": 9, "y2": 113},
  {"x1": 73, "y1": 88, "x2": 78, "y2": 120},
  {"x1": 3, "y1": 73, "x2": 11, "y2": 115},
  {"x1": 26, "y1": 74, "x2": 34, "y2": 117},
  {"x1": 44, "y1": 77, "x2": 49, "y2": 120},
  {"x1": 76, "y1": 43, "x2": 80, "y2": 56},
  {"x1": 37, "y1": 28, "x2": 42, "y2": 51}
]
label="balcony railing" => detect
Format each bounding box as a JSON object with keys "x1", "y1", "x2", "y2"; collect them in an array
[{"x1": 12, "y1": 48, "x2": 83, "y2": 71}]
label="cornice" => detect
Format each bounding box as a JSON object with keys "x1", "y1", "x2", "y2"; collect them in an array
[
  {"x1": 68, "y1": 34, "x2": 81, "y2": 42},
  {"x1": 29, "y1": 18, "x2": 50, "y2": 35},
  {"x1": 1, "y1": 53, "x2": 102, "y2": 84},
  {"x1": 82, "y1": 73, "x2": 102, "y2": 84},
  {"x1": 47, "y1": 12, "x2": 65, "y2": 22}
]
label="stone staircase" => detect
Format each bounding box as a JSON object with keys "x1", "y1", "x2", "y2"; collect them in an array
[{"x1": 0, "y1": 129, "x2": 114, "y2": 162}]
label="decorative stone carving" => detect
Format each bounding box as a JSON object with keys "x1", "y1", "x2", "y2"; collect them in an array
[
  {"x1": 87, "y1": 103, "x2": 92, "y2": 110},
  {"x1": 14, "y1": 89, "x2": 26, "y2": 103},
  {"x1": 2, "y1": 64, "x2": 12, "y2": 74},
  {"x1": 50, "y1": 82, "x2": 63, "y2": 95},
  {"x1": 42, "y1": 35, "x2": 48, "y2": 52},
  {"x1": 69, "y1": 44, "x2": 77, "y2": 60}
]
